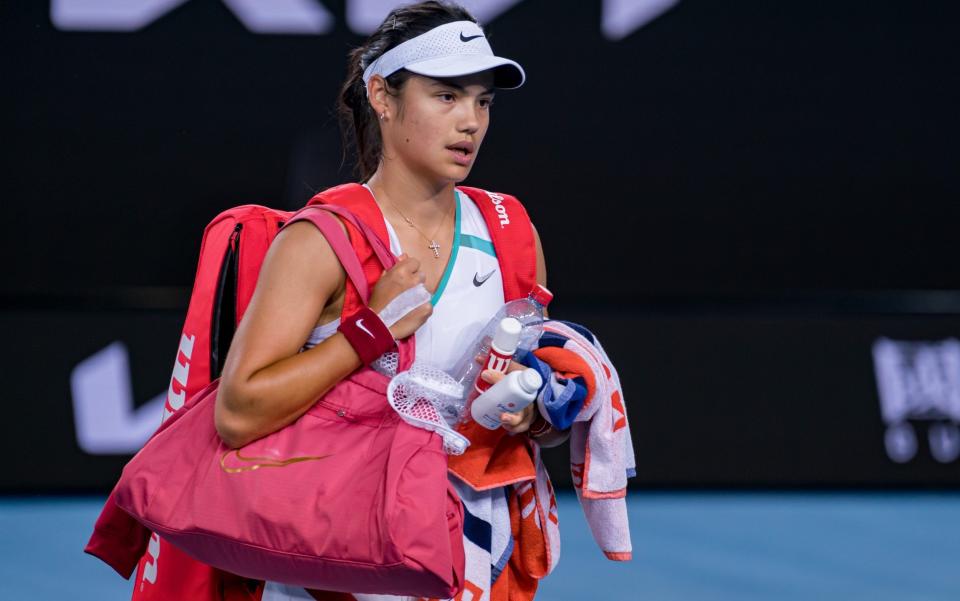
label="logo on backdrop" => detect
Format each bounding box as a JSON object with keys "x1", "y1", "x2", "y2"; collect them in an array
[
  {"x1": 50, "y1": 0, "x2": 334, "y2": 34},
  {"x1": 70, "y1": 335, "x2": 196, "y2": 454},
  {"x1": 872, "y1": 338, "x2": 960, "y2": 464},
  {"x1": 70, "y1": 342, "x2": 167, "y2": 455},
  {"x1": 70, "y1": 334, "x2": 196, "y2": 455},
  {"x1": 51, "y1": 0, "x2": 680, "y2": 40}
]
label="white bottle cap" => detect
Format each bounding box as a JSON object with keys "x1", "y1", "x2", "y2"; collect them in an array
[
  {"x1": 517, "y1": 368, "x2": 543, "y2": 394},
  {"x1": 492, "y1": 317, "x2": 522, "y2": 354}
]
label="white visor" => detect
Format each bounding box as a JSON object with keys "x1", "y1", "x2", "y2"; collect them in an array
[{"x1": 362, "y1": 20, "x2": 525, "y2": 90}]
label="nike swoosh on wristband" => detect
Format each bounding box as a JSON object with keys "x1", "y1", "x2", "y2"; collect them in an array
[
  {"x1": 473, "y1": 269, "x2": 496, "y2": 287},
  {"x1": 356, "y1": 318, "x2": 375, "y2": 338},
  {"x1": 460, "y1": 32, "x2": 483, "y2": 42}
]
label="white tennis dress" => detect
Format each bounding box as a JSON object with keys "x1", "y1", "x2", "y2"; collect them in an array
[{"x1": 263, "y1": 188, "x2": 506, "y2": 601}]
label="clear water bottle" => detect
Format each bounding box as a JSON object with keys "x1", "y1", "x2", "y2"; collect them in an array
[{"x1": 448, "y1": 285, "x2": 553, "y2": 418}]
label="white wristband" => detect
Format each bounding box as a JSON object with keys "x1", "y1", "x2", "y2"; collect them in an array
[{"x1": 378, "y1": 283, "x2": 431, "y2": 327}]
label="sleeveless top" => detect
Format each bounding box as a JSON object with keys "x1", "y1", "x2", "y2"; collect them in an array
[
  {"x1": 267, "y1": 189, "x2": 507, "y2": 601},
  {"x1": 303, "y1": 188, "x2": 504, "y2": 372}
]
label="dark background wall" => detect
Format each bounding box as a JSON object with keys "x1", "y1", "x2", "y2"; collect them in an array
[{"x1": 3, "y1": 1, "x2": 959, "y2": 491}]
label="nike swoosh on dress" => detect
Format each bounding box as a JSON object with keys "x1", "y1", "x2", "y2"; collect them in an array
[
  {"x1": 473, "y1": 269, "x2": 497, "y2": 287},
  {"x1": 460, "y1": 32, "x2": 483, "y2": 42}
]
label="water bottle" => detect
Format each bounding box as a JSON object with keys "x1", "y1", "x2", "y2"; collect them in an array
[
  {"x1": 470, "y1": 368, "x2": 544, "y2": 430},
  {"x1": 474, "y1": 317, "x2": 522, "y2": 394},
  {"x1": 449, "y1": 284, "x2": 553, "y2": 395}
]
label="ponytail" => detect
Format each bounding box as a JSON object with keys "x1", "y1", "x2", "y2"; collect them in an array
[{"x1": 337, "y1": 46, "x2": 381, "y2": 181}]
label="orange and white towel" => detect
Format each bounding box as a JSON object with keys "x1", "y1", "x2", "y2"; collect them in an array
[{"x1": 530, "y1": 321, "x2": 635, "y2": 561}]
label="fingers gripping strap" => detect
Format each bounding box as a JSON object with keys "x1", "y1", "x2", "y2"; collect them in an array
[{"x1": 339, "y1": 306, "x2": 395, "y2": 365}]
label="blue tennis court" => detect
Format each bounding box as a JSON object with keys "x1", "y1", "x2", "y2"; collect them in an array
[{"x1": 2, "y1": 492, "x2": 957, "y2": 600}]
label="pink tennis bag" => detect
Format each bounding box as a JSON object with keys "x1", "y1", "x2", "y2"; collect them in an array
[{"x1": 111, "y1": 204, "x2": 465, "y2": 598}]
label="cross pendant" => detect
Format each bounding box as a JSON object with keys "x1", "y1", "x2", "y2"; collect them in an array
[{"x1": 428, "y1": 240, "x2": 441, "y2": 258}]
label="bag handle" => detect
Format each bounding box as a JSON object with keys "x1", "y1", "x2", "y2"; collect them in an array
[
  {"x1": 282, "y1": 207, "x2": 379, "y2": 303},
  {"x1": 310, "y1": 204, "x2": 397, "y2": 270}
]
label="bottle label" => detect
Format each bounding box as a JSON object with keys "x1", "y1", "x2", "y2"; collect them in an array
[{"x1": 474, "y1": 346, "x2": 513, "y2": 393}]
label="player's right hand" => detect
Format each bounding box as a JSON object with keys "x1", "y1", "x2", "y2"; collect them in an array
[{"x1": 368, "y1": 254, "x2": 433, "y2": 340}]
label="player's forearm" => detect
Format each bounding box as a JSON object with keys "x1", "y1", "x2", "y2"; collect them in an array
[{"x1": 215, "y1": 333, "x2": 362, "y2": 448}]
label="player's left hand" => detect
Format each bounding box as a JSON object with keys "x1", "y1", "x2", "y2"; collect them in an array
[{"x1": 478, "y1": 361, "x2": 539, "y2": 434}]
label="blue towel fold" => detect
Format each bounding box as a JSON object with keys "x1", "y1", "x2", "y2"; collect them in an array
[{"x1": 517, "y1": 347, "x2": 587, "y2": 431}]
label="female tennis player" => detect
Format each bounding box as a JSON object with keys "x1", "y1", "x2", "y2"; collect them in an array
[{"x1": 217, "y1": 2, "x2": 563, "y2": 599}]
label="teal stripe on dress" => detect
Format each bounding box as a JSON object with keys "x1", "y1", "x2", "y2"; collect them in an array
[
  {"x1": 430, "y1": 192, "x2": 462, "y2": 305},
  {"x1": 461, "y1": 234, "x2": 497, "y2": 258}
]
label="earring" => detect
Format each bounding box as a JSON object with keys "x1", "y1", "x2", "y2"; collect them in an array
[{"x1": 379, "y1": 112, "x2": 385, "y2": 121}]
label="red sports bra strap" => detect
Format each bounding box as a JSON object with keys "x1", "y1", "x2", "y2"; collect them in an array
[{"x1": 456, "y1": 186, "x2": 537, "y2": 302}]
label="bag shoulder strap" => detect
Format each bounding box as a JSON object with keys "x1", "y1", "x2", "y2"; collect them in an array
[
  {"x1": 283, "y1": 206, "x2": 375, "y2": 302},
  {"x1": 306, "y1": 184, "x2": 392, "y2": 314},
  {"x1": 292, "y1": 194, "x2": 415, "y2": 371},
  {"x1": 307, "y1": 183, "x2": 391, "y2": 248},
  {"x1": 456, "y1": 186, "x2": 538, "y2": 301}
]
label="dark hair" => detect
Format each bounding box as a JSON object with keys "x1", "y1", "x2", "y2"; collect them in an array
[{"x1": 337, "y1": 1, "x2": 479, "y2": 181}]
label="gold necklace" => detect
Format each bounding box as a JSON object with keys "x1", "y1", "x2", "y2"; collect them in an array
[{"x1": 387, "y1": 198, "x2": 453, "y2": 259}]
